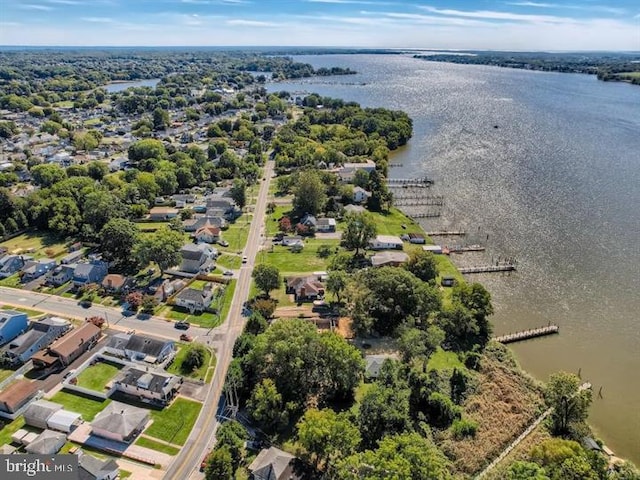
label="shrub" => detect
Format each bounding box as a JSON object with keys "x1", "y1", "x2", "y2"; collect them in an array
[
  {"x1": 252, "y1": 298, "x2": 277, "y2": 319},
  {"x1": 451, "y1": 418, "x2": 478, "y2": 439},
  {"x1": 316, "y1": 244, "x2": 333, "y2": 258}
]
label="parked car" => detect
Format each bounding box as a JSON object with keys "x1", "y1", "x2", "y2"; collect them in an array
[
  {"x1": 179, "y1": 333, "x2": 192, "y2": 342},
  {"x1": 223, "y1": 270, "x2": 233, "y2": 277},
  {"x1": 242, "y1": 256, "x2": 248, "y2": 263},
  {"x1": 175, "y1": 321, "x2": 190, "y2": 330},
  {"x1": 200, "y1": 453, "x2": 210, "y2": 472},
  {"x1": 217, "y1": 240, "x2": 229, "y2": 247},
  {"x1": 63, "y1": 369, "x2": 77, "y2": 379}
]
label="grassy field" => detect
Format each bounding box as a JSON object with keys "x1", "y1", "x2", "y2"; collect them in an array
[
  {"x1": 0, "y1": 368, "x2": 14, "y2": 383},
  {"x1": 0, "y1": 416, "x2": 26, "y2": 446},
  {"x1": 49, "y1": 390, "x2": 111, "y2": 421},
  {"x1": 221, "y1": 218, "x2": 252, "y2": 253},
  {"x1": 0, "y1": 232, "x2": 68, "y2": 260},
  {"x1": 1, "y1": 305, "x2": 46, "y2": 317},
  {"x1": 0, "y1": 274, "x2": 21, "y2": 288},
  {"x1": 265, "y1": 205, "x2": 293, "y2": 236},
  {"x1": 160, "y1": 306, "x2": 220, "y2": 328},
  {"x1": 259, "y1": 239, "x2": 339, "y2": 274},
  {"x1": 167, "y1": 343, "x2": 213, "y2": 382},
  {"x1": 216, "y1": 254, "x2": 242, "y2": 270},
  {"x1": 145, "y1": 398, "x2": 202, "y2": 446},
  {"x1": 75, "y1": 361, "x2": 121, "y2": 392},
  {"x1": 134, "y1": 437, "x2": 180, "y2": 456},
  {"x1": 427, "y1": 348, "x2": 465, "y2": 372},
  {"x1": 83, "y1": 117, "x2": 102, "y2": 126},
  {"x1": 217, "y1": 279, "x2": 236, "y2": 322}
]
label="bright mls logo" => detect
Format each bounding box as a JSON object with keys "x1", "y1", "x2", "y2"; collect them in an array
[{"x1": 1, "y1": 455, "x2": 78, "y2": 479}]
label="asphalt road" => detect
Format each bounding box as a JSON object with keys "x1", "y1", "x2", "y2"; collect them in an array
[
  {"x1": 164, "y1": 159, "x2": 275, "y2": 480},
  {"x1": 0, "y1": 286, "x2": 211, "y2": 340}
]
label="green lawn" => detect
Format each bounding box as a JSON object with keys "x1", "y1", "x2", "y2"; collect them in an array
[
  {"x1": 134, "y1": 437, "x2": 180, "y2": 456},
  {"x1": 1, "y1": 305, "x2": 46, "y2": 317},
  {"x1": 83, "y1": 117, "x2": 102, "y2": 126},
  {"x1": 145, "y1": 398, "x2": 202, "y2": 445},
  {"x1": 0, "y1": 368, "x2": 14, "y2": 383},
  {"x1": 216, "y1": 254, "x2": 242, "y2": 270},
  {"x1": 167, "y1": 344, "x2": 213, "y2": 382},
  {"x1": 223, "y1": 221, "x2": 251, "y2": 252},
  {"x1": 217, "y1": 280, "x2": 236, "y2": 323},
  {"x1": 259, "y1": 239, "x2": 339, "y2": 274},
  {"x1": 266, "y1": 205, "x2": 293, "y2": 236},
  {"x1": 49, "y1": 390, "x2": 111, "y2": 421},
  {"x1": 160, "y1": 306, "x2": 221, "y2": 328},
  {"x1": 0, "y1": 416, "x2": 26, "y2": 446},
  {"x1": 0, "y1": 232, "x2": 68, "y2": 260},
  {"x1": 0, "y1": 274, "x2": 21, "y2": 288},
  {"x1": 75, "y1": 361, "x2": 121, "y2": 392},
  {"x1": 434, "y1": 255, "x2": 467, "y2": 307},
  {"x1": 427, "y1": 348, "x2": 465, "y2": 372},
  {"x1": 54, "y1": 100, "x2": 74, "y2": 108}
]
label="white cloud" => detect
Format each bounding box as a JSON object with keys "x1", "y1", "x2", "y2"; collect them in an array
[
  {"x1": 82, "y1": 17, "x2": 114, "y2": 23},
  {"x1": 226, "y1": 19, "x2": 280, "y2": 27},
  {"x1": 506, "y1": 2, "x2": 627, "y2": 15},
  {"x1": 419, "y1": 5, "x2": 578, "y2": 24},
  {"x1": 20, "y1": 4, "x2": 54, "y2": 11},
  {"x1": 306, "y1": 0, "x2": 393, "y2": 4}
]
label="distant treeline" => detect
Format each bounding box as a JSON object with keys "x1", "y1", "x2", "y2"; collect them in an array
[{"x1": 415, "y1": 51, "x2": 640, "y2": 85}]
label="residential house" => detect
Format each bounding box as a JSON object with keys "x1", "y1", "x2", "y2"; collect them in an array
[
  {"x1": 316, "y1": 217, "x2": 337, "y2": 233},
  {"x1": 175, "y1": 285, "x2": 214, "y2": 313},
  {"x1": 205, "y1": 195, "x2": 240, "y2": 219},
  {"x1": 0, "y1": 310, "x2": 28, "y2": 347},
  {"x1": 91, "y1": 401, "x2": 149, "y2": 443},
  {"x1": 73, "y1": 260, "x2": 108, "y2": 288},
  {"x1": 183, "y1": 214, "x2": 227, "y2": 232},
  {"x1": 0, "y1": 316, "x2": 71, "y2": 366},
  {"x1": 0, "y1": 255, "x2": 30, "y2": 278},
  {"x1": 23, "y1": 399, "x2": 62, "y2": 429},
  {"x1": 286, "y1": 276, "x2": 325, "y2": 302},
  {"x1": 60, "y1": 249, "x2": 85, "y2": 264},
  {"x1": 101, "y1": 274, "x2": 134, "y2": 294},
  {"x1": 25, "y1": 430, "x2": 66, "y2": 455},
  {"x1": 194, "y1": 224, "x2": 221, "y2": 244},
  {"x1": 408, "y1": 233, "x2": 426, "y2": 244},
  {"x1": 369, "y1": 235, "x2": 404, "y2": 250},
  {"x1": 108, "y1": 157, "x2": 129, "y2": 172},
  {"x1": 78, "y1": 452, "x2": 120, "y2": 480},
  {"x1": 180, "y1": 243, "x2": 217, "y2": 274},
  {"x1": 149, "y1": 206, "x2": 179, "y2": 221},
  {"x1": 113, "y1": 366, "x2": 181, "y2": 405},
  {"x1": 21, "y1": 258, "x2": 56, "y2": 282},
  {"x1": 171, "y1": 193, "x2": 196, "y2": 206},
  {"x1": 365, "y1": 354, "x2": 398, "y2": 380},
  {"x1": 49, "y1": 264, "x2": 76, "y2": 286},
  {"x1": 105, "y1": 333, "x2": 175, "y2": 364},
  {"x1": 31, "y1": 322, "x2": 101, "y2": 369},
  {"x1": 248, "y1": 447, "x2": 300, "y2": 480},
  {"x1": 0, "y1": 379, "x2": 40, "y2": 414},
  {"x1": 353, "y1": 186, "x2": 371, "y2": 204},
  {"x1": 299, "y1": 214, "x2": 317, "y2": 230},
  {"x1": 370, "y1": 251, "x2": 409, "y2": 268},
  {"x1": 343, "y1": 204, "x2": 366, "y2": 214},
  {"x1": 336, "y1": 159, "x2": 376, "y2": 183}
]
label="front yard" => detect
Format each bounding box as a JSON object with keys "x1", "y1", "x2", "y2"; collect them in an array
[
  {"x1": 144, "y1": 397, "x2": 202, "y2": 446},
  {"x1": 0, "y1": 232, "x2": 69, "y2": 260},
  {"x1": 259, "y1": 239, "x2": 339, "y2": 274},
  {"x1": 167, "y1": 344, "x2": 214, "y2": 382},
  {"x1": 134, "y1": 437, "x2": 180, "y2": 456}
]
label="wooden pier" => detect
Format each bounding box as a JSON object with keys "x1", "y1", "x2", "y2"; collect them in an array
[
  {"x1": 393, "y1": 196, "x2": 445, "y2": 206},
  {"x1": 387, "y1": 178, "x2": 433, "y2": 187},
  {"x1": 408, "y1": 211, "x2": 441, "y2": 219},
  {"x1": 459, "y1": 264, "x2": 516, "y2": 274},
  {"x1": 425, "y1": 230, "x2": 466, "y2": 236},
  {"x1": 444, "y1": 245, "x2": 486, "y2": 254},
  {"x1": 493, "y1": 324, "x2": 559, "y2": 344}
]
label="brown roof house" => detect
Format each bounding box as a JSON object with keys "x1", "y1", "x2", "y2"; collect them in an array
[
  {"x1": 101, "y1": 274, "x2": 134, "y2": 293},
  {"x1": 249, "y1": 447, "x2": 300, "y2": 480},
  {"x1": 32, "y1": 322, "x2": 101, "y2": 369},
  {"x1": 78, "y1": 451, "x2": 119, "y2": 480},
  {"x1": 194, "y1": 224, "x2": 221, "y2": 244},
  {"x1": 0, "y1": 379, "x2": 40, "y2": 415},
  {"x1": 24, "y1": 429, "x2": 66, "y2": 455},
  {"x1": 90, "y1": 401, "x2": 149, "y2": 443},
  {"x1": 286, "y1": 276, "x2": 325, "y2": 302}
]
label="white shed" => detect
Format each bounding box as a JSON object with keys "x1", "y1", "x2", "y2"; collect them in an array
[
  {"x1": 422, "y1": 245, "x2": 443, "y2": 254},
  {"x1": 47, "y1": 409, "x2": 82, "y2": 433}
]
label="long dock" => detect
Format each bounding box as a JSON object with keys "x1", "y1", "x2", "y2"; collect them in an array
[
  {"x1": 493, "y1": 324, "x2": 559, "y2": 344},
  {"x1": 408, "y1": 212, "x2": 441, "y2": 219},
  {"x1": 444, "y1": 245, "x2": 486, "y2": 254},
  {"x1": 460, "y1": 264, "x2": 516, "y2": 274},
  {"x1": 425, "y1": 230, "x2": 466, "y2": 236},
  {"x1": 394, "y1": 198, "x2": 444, "y2": 207},
  {"x1": 387, "y1": 178, "x2": 433, "y2": 187},
  {"x1": 392, "y1": 193, "x2": 444, "y2": 203}
]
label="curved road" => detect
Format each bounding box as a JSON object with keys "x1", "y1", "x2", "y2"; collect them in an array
[{"x1": 164, "y1": 159, "x2": 275, "y2": 479}]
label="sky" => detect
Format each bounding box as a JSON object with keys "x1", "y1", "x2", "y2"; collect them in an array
[{"x1": 0, "y1": 0, "x2": 638, "y2": 50}]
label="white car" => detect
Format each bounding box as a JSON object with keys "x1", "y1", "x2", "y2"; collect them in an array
[{"x1": 242, "y1": 256, "x2": 248, "y2": 263}]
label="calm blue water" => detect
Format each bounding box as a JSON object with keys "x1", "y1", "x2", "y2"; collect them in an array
[
  {"x1": 268, "y1": 54, "x2": 640, "y2": 463},
  {"x1": 103, "y1": 78, "x2": 160, "y2": 93}
]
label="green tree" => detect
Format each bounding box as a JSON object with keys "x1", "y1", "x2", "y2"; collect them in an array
[
  {"x1": 128, "y1": 138, "x2": 167, "y2": 162},
  {"x1": 248, "y1": 378, "x2": 289, "y2": 433},
  {"x1": 204, "y1": 446, "x2": 233, "y2": 480},
  {"x1": 48, "y1": 196, "x2": 82, "y2": 236},
  {"x1": 326, "y1": 270, "x2": 348, "y2": 304},
  {"x1": 292, "y1": 170, "x2": 326, "y2": 215},
  {"x1": 334, "y1": 432, "x2": 451, "y2": 480},
  {"x1": 229, "y1": 178, "x2": 247, "y2": 210},
  {"x1": 297, "y1": 408, "x2": 360, "y2": 470},
  {"x1": 86, "y1": 161, "x2": 108, "y2": 181},
  {"x1": 545, "y1": 372, "x2": 592, "y2": 436},
  {"x1": 73, "y1": 131, "x2": 100, "y2": 151},
  {"x1": 405, "y1": 250, "x2": 438, "y2": 283},
  {"x1": 83, "y1": 190, "x2": 127, "y2": 233},
  {"x1": 506, "y1": 461, "x2": 550, "y2": 480},
  {"x1": 341, "y1": 212, "x2": 377, "y2": 256},
  {"x1": 252, "y1": 264, "x2": 280, "y2": 297},
  {"x1": 451, "y1": 282, "x2": 494, "y2": 349},
  {"x1": 397, "y1": 326, "x2": 444, "y2": 365},
  {"x1": 216, "y1": 420, "x2": 248, "y2": 467},
  {"x1": 0, "y1": 121, "x2": 18, "y2": 138},
  {"x1": 359, "y1": 383, "x2": 412, "y2": 448},
  {"x1": 153, "y1": 107, "x2": 170, "y2": 130},
  {"x1": 30, "y1": 164, "x2": 66, "y2": 187},
  {"x1": 183, "y1": 344, "x2": 207, "y2": 373},
  {"x1": 99, "y1": 218, "x2": 139, "y2": 272},
  {"x1": 134, "y1": 226, "x2": 183, "y2": 273}
]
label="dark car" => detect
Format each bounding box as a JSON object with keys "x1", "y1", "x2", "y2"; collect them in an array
[
  {"x1": 79, "y1": 299, "x2": 92, "y2": 308},
  {"x1": 175, "y1": 321, "x2": 190, "y2": 330}
]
